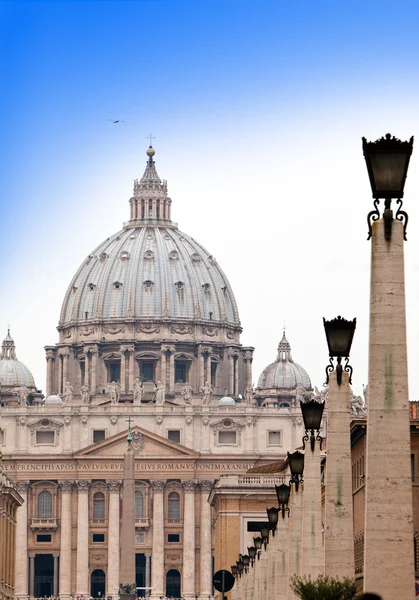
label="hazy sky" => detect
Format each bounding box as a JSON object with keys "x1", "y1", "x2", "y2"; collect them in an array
[{"x1": 2, "y1": 0, "x2": 419, "y2": 398}]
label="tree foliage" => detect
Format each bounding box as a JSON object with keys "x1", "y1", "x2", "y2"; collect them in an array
[{"x1": 291, "y1": 574, "x2": 357, "y2": 600}]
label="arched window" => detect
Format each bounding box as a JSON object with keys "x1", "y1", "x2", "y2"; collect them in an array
[
  {"x1": 168, "y1": 492, "x2": 180, "y2": 520},
  {"x1": 93, "y1": 492, "x2": 105, "y2": 519},
  {"x1": 37, "y1": 490, "x2": 53, "y2": 518},
  {"x1": 135, "y1": 490, "x2": 144, "y2": 519}
]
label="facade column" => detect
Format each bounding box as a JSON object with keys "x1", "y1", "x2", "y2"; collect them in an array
[
  {"x1": 275, "y1": 516, "x2": 289, "y2": 600},
  {"x1": 120, "y1": 348, "x2": 127, "y2": 392},
  {"x1": 29, "y1": 555, "x2": 35, "y2": 598},
  {"x1": 182, "y1": 481, "x2": 197, "y2": 598},
  {"x1": 324, "y1": 370, "x2": 354, "y2": 578},
  {"x1": 150, "y1": 480, "x2": 165, "y2": 600},
  {"x1": 91, "y1": 346, "x2": 98, "y2": 395},
  {"x1": 107, "y1": 480, "x2": 122, "y2": 599},
  {"x1": 76, "y1": 480, "x2": 90, "y2": 596},
  {"x1": 62, "y1": 351, "x2": 69, "y2": 389},
  {"x1": 169, "y1": 347, "x2": 175, "y2": 392},
  {"x1": 53, "y1": 554, "x2": 59, "y2": 596},
  {"x1": 145, "y1": 553, "x2": 151, "y2": 594},
  {"x1": 128, "y1": 346, "x2": 135, "y2": 392},
  {"x1": 228, "y1": 351, "x2": 234, "y2": 395},
  {"x1": 14, "y1": 481, "x2": 29, "y2": 600},
  {"x1": 160, "y1": 347, "x2": 167, "y2": 386},
  {"x1": 199, "y1": 481, "x2": 213, "y2": 599},
  {"x1": 46, "y1": 350, "x2": 54, "y2": 396},
  {"x1": 59, "y1": 481, "x2": 74, "y2": 600},
  {"x1": 364, "y1": 219, "x2": 415, "y2": 598},
  {"x1": 205, "y1": 350, "x2": 212, "y2": 383},
  {"x1": 234, "y1": 356, "x2": 239, "y2": 396},
  {"x1": 58, "y1": 354, "x2": 64, "y2": 394},
  {"x1": 301, "y1": 442, "x2": 323, "y2": 578},
  {"x1": 245, "y1": 351, "x2": 253, "y2": 387},
  {"x1": 199, "y1": 347, "x2": 205, "y2": 390}
]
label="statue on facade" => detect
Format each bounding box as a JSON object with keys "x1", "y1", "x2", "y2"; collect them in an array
[
  {"x1": 363, "y1": 384, "x2": 368, "y2": 410},
  {"x1": 201, "y1": 381, "x2": 213, "y2": 405},
  {"x1": 314, "y1": 384, "x2": 328, "y2": 406},
  {"x1": 350, "y1": 389, "x2": 367, "y2": 417},
  {"x1": 109, "y1": 381, "x2": 121, "y2": 404},
  {"x1": 155, "y1": 380, "x2": 165, "y2": 405},
  {"x1": 181, "y1": 384, "x2": 193, "y2": 404},
  {"x1": 62, "y1": 381, "x2": 74, "y2": 404},
  {"x1": 244, "y1": 383, "x2": 254, "y2": 406},
  {"x1": 133, "y1": 377, "x2": 144, "y2": 405},
  {"x1": 16, "y1": 384, "x2": 29, "y2": 407},
  {"x1": 81, "y1": 384, "x2": 90, "y2": 405}
]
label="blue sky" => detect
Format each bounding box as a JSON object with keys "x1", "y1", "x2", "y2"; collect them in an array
[{"x1": 2, "y1": 0, "x2": 419, "y2": 397}]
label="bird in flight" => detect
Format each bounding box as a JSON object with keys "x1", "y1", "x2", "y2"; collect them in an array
[{"x1": 109, "y1": 119, "x2": 124, "y2": 123}]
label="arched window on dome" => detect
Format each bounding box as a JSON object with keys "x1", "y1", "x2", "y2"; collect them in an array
[
  {"x1": 135, "y1": 490, "x2": 144, "y2": 519},
  {"x1": 37, "y1": 490, "x2": 53, "y2": 519},
  {"x1": 93, "y1": 492, "x2": 105, "y2": 520},
  {"x1": 167, "y1": 492, "x2": 180, "y2": 521}
]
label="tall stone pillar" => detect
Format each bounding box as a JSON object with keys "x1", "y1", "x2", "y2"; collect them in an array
[
  {"x1": 275, "y1": 516, "x2": 289, "y2": 600},
  {"x1": 58, "y1": 353, "x2": 64, "y2": 394},
  {"x1": 107, "y1": 480, "x2": 122, "y2": 598},
  {"x1": 14, "y1": 481, "x2": 29, "y2": 600},
  {"x1": 364, "y1": 219, "x2": 415, "y2": 598},
  {"x1": 287, "y1": 485, "x2": 303, "y2": 599},
  {"x1": 76, "y1": 480, "x2": 90, "y2": 595},
  {"x1": 62, "y1": 351, "x2": 69, "y2": 388},
  {"x1": 120, "y1": 349, "x2": 127, "y2": 392},
  {"x1": 160, "y1": 349, "x2": 166, "y2": 386},
  {"x1": 59, "y1": 481, "x2": 73, "y2": 600},
  {"x1": 234, "y1": 356, "x2": 239, "y2": 396},
  {"x1": 182, "y1": 481, "x2": 197, "y2": 598},
  {"x1": 128, "y1": 346, "x2": 135, "y2": 392},
  {"x1": 228, "y1": 352, "x2": 234, "y2": 395},
  {"x1": 29, "y1": 554, "x2": 35, "y2": 598},
  {"x1": 324, "y1": 370, "x2": 354, "y2": 578},
  {"x1": 199, "y1": 347, "x2": 205, "y2": 390},
  {"x1": 120, "y1": 452, "x2": 135, "y2": 584},
  {"x1": 169, "y1": 348, "x2": 175, "y2": 392},
  {"x1": 301, "y1": 443, "x2": 323, "y2": 578},
  {"x1": 91, "y1": 347, "x2": 98, "y2": 395},
  {"x1": 53, "y1": 554, "x2": 59, "y2": 596},
  {"x1": 245, "y1": 352, "x2": 253, "y2": 387},
  {"x1": 145, "y1": 554, "x2": 151, "y2": 593},
  {"x1": 199, "y1": 481, "x2": 213, "y2": 599},
  {"x1": 150, "y1": 480, "x2": 165, "y2": 600},
  {"x1": 46, "y1": 350, "x2": 54, "y2": 396}
]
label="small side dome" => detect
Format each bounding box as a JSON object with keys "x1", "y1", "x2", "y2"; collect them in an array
[
  {"x1": 0, "y1": 329, "x2": 36, "y2": 388},
  {"x1": 218, "y1": 396, "x2": 236, "y2": 406},
  {"x1": 257, "y1": 332, "x2": 311, "y2": 390},
  {"x1": 44, "y1": 394, "x2": 63, "y2": 405}
]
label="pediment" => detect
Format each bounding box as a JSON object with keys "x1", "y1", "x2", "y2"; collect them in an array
[
  {"x1": 74, "y1": 426, "x2": 199, "y2": 458},
  {"x1": 28, "y1": 418, "x2": 63, "y2": 429}
]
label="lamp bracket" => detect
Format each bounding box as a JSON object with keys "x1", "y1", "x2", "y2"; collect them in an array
[
  {"x1": 325, "y1": 357, "x2": 334, "y2": 384},
  {"x1": 344, "y1": 357, "x2": 353, "y2": 385},
  {"x1": 367, "y1": 199, "x2": 380, "y2": 240},
  {"x1": 395, "y1": 198, "x2": 408, "y2": 241},
  {"x1": 302, "y1": 429, "x2": 323, "y2": 452}
]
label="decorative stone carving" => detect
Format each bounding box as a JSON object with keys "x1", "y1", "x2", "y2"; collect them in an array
[
  {"x1": 202, "y1": 417, "x2": 210, "y2": 427},
  {"x1": 170, "y1": 325, "x2": 192, "y2": 335},
  {"x1": 226, "y1": 330, "x2": 235, "y2": 339},
  {"x1": 182, "y1": 480, "x2": 197, "y2": 492},
  {"x1": 17, "y1": 385, "x2": 29, "y2": 406},
  {"x1": 137, "y1": 324, "x2": 160, "y2": 334},
  {"x1": 185, "y1": 416, "x2": 193, "y2": 426},
  {"x1": 81, "y1": 385, "x2": 90, "y2": 405},
  {"x1": 80, "y1": 328, "x2": 95, "y2": 337},
  {"x1": 131, "y1": 430, "x2": 145, "y2": 454},
  {"x1": 103, "y1": 325, "x2": 125, "y2": 335},
  {"x1": 200, "y1": 381, "x2": 213, "y2": 405},
  {"x1": 199, "y1": 480, "x2": 213, "y2": 493},
  {"x1": 107, "y1": 480, "x2": 122, "y2": 493},
  {"x1": 292, "y1": 416, "x2": 303, "y2": 428},
  {"x1": 133, "y1": 377, "x2": 144, "y2": 405},
  {"x1": 60, "y1": 480, "x2": 74, "y2": 492},
  {"x1": 91, "y1": 554, "x2": 106, "y2": 562},
  {"x1": 151, "y1": 480, "x2": 166, "y2": 492},
  {"x1": 63, "y1": 416, "x2": 72, "y2": 427},
  {"x1": 181, "y1": 384, "x2": 193, "y2": 404},
  {"x1": 15, "y1": 481, "x2": 30, "y2": 494},
  {"x1": 210, "y1": 418, "x2": 245, "y2": 441},
  {"x1": 313, "y1": 385, "x2": 328, "y2": 407},
  {"x1": 167, "y1": 554, "x2": 181, "y2": 561},
  {"x1": 62, "y1": 381, "x2": 74, "y2": 404},
  {"x1": 76, "y1": 480, "x2": 91, "y2": 493},
  {"x1": 80, "y1": 415, "x2": 88, "y2": 426},
  {"x1": 156, "y1": 416, "x2": 163, "y2": 425},
  {"x1": 202, "y1": 327, "x2": 216, "y2": 337},
  {"x1": 16, "y1": 416, "x2": 27, "y2": 426},
  {"x1": 350, "y1": 389, "x2": 367, "y2": 417},
  {"x1": 244, "y1": 384, "x2": 254, "y2": 406},
  {"x1": 110, "y1": 416, "x2": 118, "y2": 425},
  {"x1": 155, "y1": 381, "x2": 165, "y2": 405},
  {"x1": 246, "y1": 417, "x2": 255, "y2": 427},
  {"x1": 109, "y1": 381, "x2": 121, "y2": 404}
]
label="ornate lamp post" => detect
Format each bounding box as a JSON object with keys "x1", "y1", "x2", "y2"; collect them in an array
[
  {"x1": 274, "y1": 483, "x2": 291, "y2": 519},
  {"x1": 324, "y1": 316, "x2": 356, "y2": 385},
  {"x1": 300, "y1": 398, "x2": 325, "y2": 452},
  {"x1": 242, "y1": 554, "x2": 250, "y2": 574},
  {"x1": 260, "y1": 524, "x2": 270, "y2": 550},
  {"x1": 288, "y1": 450, "x2": 304, "y2": 492},
  {"x1": 266, "y1": 506, "x2": 280, "y2": 533},
  {"x1": 253, "y1": 536, "x2": 263, "y2": 560},
  {"x1": 362, "y1": 133, "x2": 415, "y2": 598},
  {"x1": 248, "y1": 546, "x2": 257, "y2": 567},
  {"x1": 231, "y1": 565, "x2": 238, "y2": 577}
]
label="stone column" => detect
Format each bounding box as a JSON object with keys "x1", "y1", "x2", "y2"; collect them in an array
[
  {"x1": 199, "y1": 347, "x2": 205, "y2": 390},
  {"x1": 160, "y1": 349, "x2": 167, "y2": 386},
  {"x1": 14, "y1": 481, "x2": 29, "y2": 600},
  {"x1": 58, "y1": 353, "x2": 64, "y2": 394},
  {"x1": 150, "y1": 480, "x2": 165, "y2": 600},
  {"x1": 120, "y1": 451, "x2": 135, "y2": 585},
  {"x1": 76, "y1": 480, "x2": 90, "y2": 596},
  {"x1": 169, "y1": 348, "x2": 175, "y2": 392},
  {"x1": 275, "y1": 516, "x2": 289, "y2": 600},
  {"x1": 324, "y1": 370, "x2": 354, "y2": 578},
  {"x1": 199, "y1": 481, "x2": 213, "y2": 599},
  {"x1": 120, "y1": 349, "x2": 127, "y2": 392},
  {"x1": 228, "y1": 352, "x2": 234, "y2": 395},
  {"x1": 301, "y1": 442, "x2": 323, "y2": 578},
  {"x1": 53, "y1": 554, "x2": 59, "y2": 596},
  {"x1": 245, "y1": 351, "x2": 253, "y2": 387},
  {"x1": 234, "y1": 356, "x2": 239, "y2": 396},
  {"x1": 128, "y1": 346, "x2": 135, "y2": 392},
  {"x1": 91, "y1": 346, "x2": 98, "y2": 395},
  {"x1": 205, "y1": 351, "x2": 212, "y2": 383},
  {"x1": 29, "y1": 554, "x2": 35, "y2": 598},
  {"x1": 107, "y1": 480, "x2": 122, "y2": 598},
  {"x1": 201, "y1": 416, "x2": 210, "y2": 453},
  {"x1": 46, "y1": 350, "x2": 54, "y2": 396},
  {"x1": 59, "y1": 481, "x2": 74, "y2": 600},
  {"x1": 145, "y1": 553, "x2": 151, "y2": 593},
  {"x1": 62, "y1": 351, "x2": 69, "y2": 388},
  {"x1": 364, "y1": 219, "x2": 415, "y2": 598},
  {"x1": 287, "y1": 485, "x2": 303, "y2": 599},
  {"x1": 182, "y1": 480, "x2": 197, "y2": 598}
]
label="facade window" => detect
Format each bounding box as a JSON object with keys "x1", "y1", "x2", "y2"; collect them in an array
[
  {"x1": 37, "y1": 491, "x2": 53, "y2": 518},
  {"x1": 135, "y1": 490, "x2": 144, "y2": 519},
  {"x1": 168, "y1": 430, "x2": 181, "y2": 444},
  {"x1": 109, "y1": 362, "x2": 121, "y2": 382},
  {"x1": 93, "y1": 430, "x2": 106, "y2": 444},
  {"x1": 168, "y1": 492, "x2": 180, "y2": 520},
  {"x1": 36, "y1": 431, "x2": 55, "y2": 445},
  {"x1": 268, "y1": 431, "x2": 281, "y2": 446},
  {"x1": 80, "y1": 361, "x2": 85, "y2": 385},
  {"x1": 36, "y1": 534, "x2": 52, "y2": 543},
  {"x1": 141, "y1": 362, "x2": 154, "y2": 382},
  {"x1": 93, "y1": 492, "x2": 105, "y2": 519},
  {"x1": 92, "y1": 533, "x2": 105, "y2": 542},
  {"x1": 218, "y1": 431, "x2": 236, "y2": 445},
  {"x1": 211, "y1": 361, "x2": 217, "y2": 387},
  {"x1": 168, "y1": 534, "x2": 180, "y2": 543},
  {"x1": 175, "y1": 363, "x2": 187, "y2": 383}
]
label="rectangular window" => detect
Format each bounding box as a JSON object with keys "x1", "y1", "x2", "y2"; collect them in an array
[
  {"x1": 168, "y1": 430, "x2": 181, "y2": 444},
  {"x1": 109, "y1": 363, "x2": 120, "y2": 382},
  {"x1": 175, "y1": 363, "x2": 187, "y2": 383},
  {"x1": 93, "y1": 430, "x2": 106, "y2": 444},
  {"x1": 36, "y1": 534, "x2": 52, "y2": 543},
  {"x1": 168, "y1": 534, "x2": 180, "y2": 543},
  {"x1": 268, "y1": 431, "x2": 281, "y2": 446},
  {"x1": 80, "y1": 361, "x2": 85, "y2": 386},
  {"x1": 211, "y1": 361, "x2": 217, "y2": 386},
  {"x1": 36, "y1": 431, "x2": 55, "y2": 445},
  {"x1": 92, "y1": 533, "x2": 105, "y2": 543},
  {"x1": 141, "y1": 363, "x2": 154, "y2": 382},
  {"x1": 218, "y1": 431, "x2": 236, "y2": 445}
]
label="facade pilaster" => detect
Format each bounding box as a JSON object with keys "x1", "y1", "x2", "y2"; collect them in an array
[
  {"x1": 58, "y1": 353, "x2": 64, "y2": 394},
  {"x1": 107, "y1": 480, "x2": 122, "y2": 598},
  {"x1": 128, "y1": 345, "x2": 135, "y2": 392},
  {"x1": 53, "y1": 554, "x2": 59, "y2": 596},
  {"x1": 145, "y1": 553, "x2": 151, "y2": 594},
  {"x1": 46, "y1": 349, "x2": 54, "y2": 396},
  {"x1": 160, "y1": 347, "x2": 167, "y2": 386},
  {"x1": 199, "y1": 481, "x2": 213, "y2": 599},
  {"x1": 62, "y1": 350, "x2": 70, "y2": 388},
  {"x1": 14, "y1": 481, "x2": 29, "y2": 600},
  {"x1": 91, "y1": 346, "x2": 98, "y2": 394},
  {"x1": 28, "y1": 554, "x2": 35, "y2": 598},
  {"x1": 169, "y1": 347, "x2": 175, "y2": 391},
  {"x1": 150, "y1": 480, "x2": 165, "y2": 600},
  {"x1": 76, "y1": 480, "x2": 90, "y2": 596},
  {"x1": 120, "y1": 348, "x2": 127, "y2": 392},
  {"x1": 182, "y1": 480, "x2": 197, "y2": 598},
  {"x1": 245, "y1": 351, "x2": 253, "y2": 387},
  {"x1": 59, "y1": 480, "x2": 74, "y2": 600},
  {"x1": 199, "y1": 347, "x2": 205, "y2": 390},
  {"x1": 228, "y1": 350, "x2": 234, "y2": 395}
]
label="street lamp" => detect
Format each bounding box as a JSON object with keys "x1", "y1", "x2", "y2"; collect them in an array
[
  {"x1": 237, "y1": 559, "x2": 244, "y2": 577},
  {"x1": 300, "y1": 398, "x2": 325, "y2": 451},
  {"x1": 288, "y1": 450, "x2": 304, "y2": 492},
  {"x1": 242, "y1": 554, "x2": 250, "y2": 573},
  {"x1": 248, "y1": 546, "x2": 257, "y2": 566},
  {"x1": 231, "y1": 565, "x2": 238, "y2": 577},
  {"x1": 266, "y1": 506, "x2": 279, "y2": 533},
  {"x1": 260, "y1": 524, "x2": 270, "y2": 550},
  {"x1": 254, "y1": 536, "x2": 263, "y2": 559},
  {"x1": 363, "y1": 133, "x2": 413, "y2": 240},
  {"x1": 323, "y1": 316, "x2": 356, "y2": 385},
  {"x1": 275, "y1": 483, "x2": 291, "y2": 518}
]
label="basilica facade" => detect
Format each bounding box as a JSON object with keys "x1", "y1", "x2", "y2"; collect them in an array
[{"x1": 0, "y1": 147, "x2": 313, "y2": 600}]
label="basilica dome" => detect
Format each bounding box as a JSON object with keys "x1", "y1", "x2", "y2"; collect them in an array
[
  {"x1": 0, "y1": 330, "x2": 36, "y2": 388},
  {"x1": 257, "y1": 332, "x2": 311, "y2": 390},
  {"x1": 60, "y1": 148, "x2": 240, "y2": 326}
]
